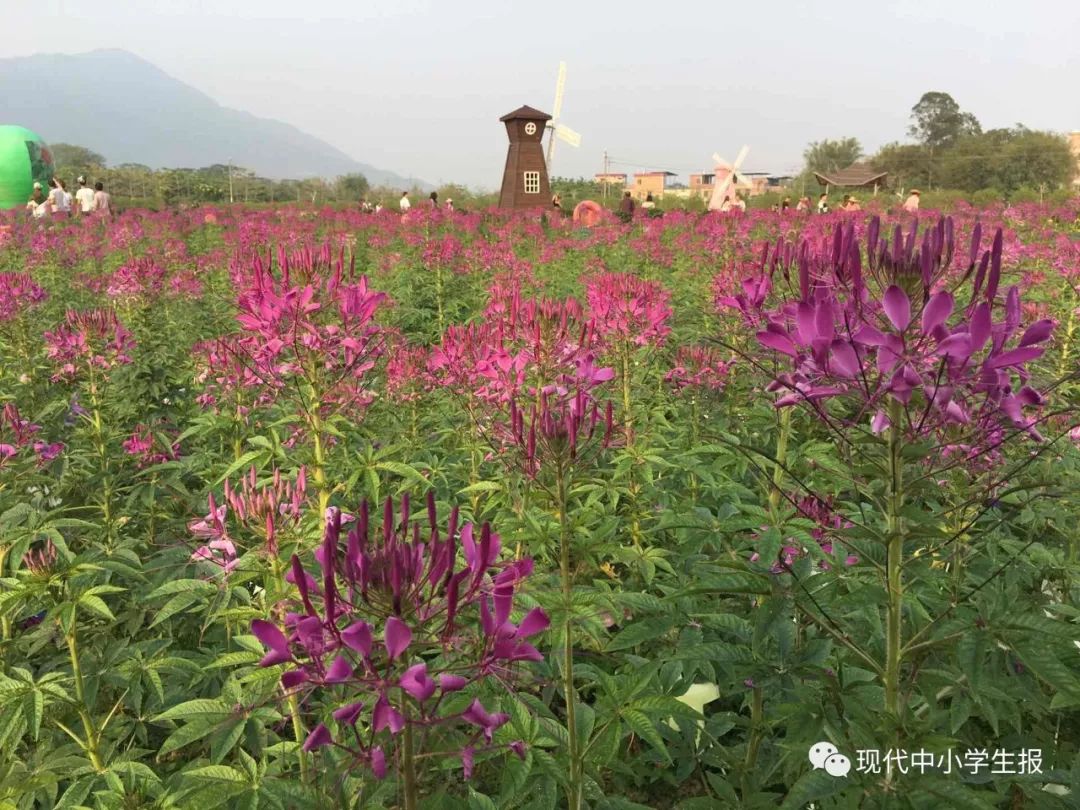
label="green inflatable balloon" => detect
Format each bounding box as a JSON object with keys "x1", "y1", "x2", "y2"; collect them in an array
[{"x1": 0, "y1": 125, "x2": 55, "y2": 210}]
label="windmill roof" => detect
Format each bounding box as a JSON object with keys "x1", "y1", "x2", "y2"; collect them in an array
[
  {"x1": 499, "y1": 105, "x2": 552, "y2": 122},
  {"x1": 813, "y1": 163, "x2": 887, "y2": 188}
]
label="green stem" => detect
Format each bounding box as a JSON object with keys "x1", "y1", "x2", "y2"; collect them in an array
[
  {"x1": 621, "y1": 346, "x2": 642, "y2": 549},
  {"x1": 402, "y1": 715, "x2": 419, "y2": 810},
  {"x1": 435, "y1": 263, "x2": 445, "y2": 335},
  {"x1": 742, "y1": 686, "x2": 764, "y2": 795},
  {"x1": 884, "y1": 399, "x2": 905, "y2": 723},
  {"x1": 287, "y1": 692, "x2": 309, "y2": 780},
  {"x1": 309, "y1": 409, "x2": 330, "y2": 515},
  {"x1": 768, "y1": 409, "x2": 792, "y2": 519},
  {"x1": 88, "y1": 379, "x2": 114, "y2": 546},
  {"x1": 743, "y1": 408, "x2": 792, "y2": 796},
  {"x1": 66, "y1": 629, "x2": 104, "y2": 771},
  {"x1": 556, "y1": 462, "x2": 582, "y2": 810},
  {"x1": 1057, "y1": 287, "x2": 1075, "y2": 380},
  {"x1": 620, "y1": 346, "x2": 634, "y2": 443}
]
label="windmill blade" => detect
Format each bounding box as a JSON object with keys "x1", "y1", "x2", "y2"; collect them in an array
[
  {"x1": 708, "y1": 145, "x2": 751, "y2": 212},
  {"x1": 555, "y1": 124, "x2": 581, "y2": 147},
  {"x1": 546, "y1": 61, "x2": 568, "y2": 171},
  {"x1": 731, "y1": 145, "x2": 750, "y2": 170},
  {"x1": 552, "y1": 61, "x2": 567, "y2": 120},
  {"x1": 712, "y1": 152, "x2": 726, "y2": 167}
]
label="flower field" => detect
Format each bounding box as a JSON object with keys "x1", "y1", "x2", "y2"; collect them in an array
[{"x1": 2, "y1": 202, "x2": 1080, "y2": 809}]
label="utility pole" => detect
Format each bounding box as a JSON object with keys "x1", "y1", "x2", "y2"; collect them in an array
[
  {"x1": 602, "y1": 149, "x2": 609, "y2": 201},
  {"x1": 228, "y1": 159, "x2": 234, "y2": 204}
]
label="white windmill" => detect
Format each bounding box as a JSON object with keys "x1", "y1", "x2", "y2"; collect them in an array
[
  {"x1": 707, "y1": 145, "x2": 751, "y2": 211},
  {"x1": 545, "y1": 61, "x2": 582, "y2": 174}
]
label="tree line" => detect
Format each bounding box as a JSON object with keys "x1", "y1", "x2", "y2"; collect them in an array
[
  {"x1": 46, "y1": 144, "x2": 505, "y2": 210},
  {"x1": 799, "y1": 91, "x2": 1076, "y2": 196}
]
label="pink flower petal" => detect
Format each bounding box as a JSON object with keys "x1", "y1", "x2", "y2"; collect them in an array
[
  {"x1": 882, "y1": 286, "x2": 911, "y2": 332},
  {"x1": 921, "y1": 291, "x2": 953, "y2": 333},
  {"x1": 384, "y1": 617, "x2": 412, "y2": 660}
]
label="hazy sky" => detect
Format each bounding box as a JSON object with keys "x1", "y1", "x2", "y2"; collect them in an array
[{"x1": 5, "y1": 0, "x2": 1079, "y2": 188}]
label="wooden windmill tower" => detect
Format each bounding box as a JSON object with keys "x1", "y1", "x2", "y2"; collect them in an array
[
  {"x1": 707, "y1": 145, "x2": 750, "y2": 211},
  {"x1": 498, "y1": 105, "x2": 552, "y2": 209}
]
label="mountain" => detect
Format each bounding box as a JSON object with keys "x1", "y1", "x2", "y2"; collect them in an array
[{"x1": 0, "y1": 49, "x2": 424, "y2": 187}]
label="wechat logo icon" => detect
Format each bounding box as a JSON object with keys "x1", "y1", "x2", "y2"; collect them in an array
[{"x1": 809, "y1": 741, "x2": 851, "y2": 777}]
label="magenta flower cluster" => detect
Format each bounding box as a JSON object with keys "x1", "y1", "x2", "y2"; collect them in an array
[
  {"x1": 0, "y1": 272, "x2": 48, "y2": 323},
  {"x1": 43, "y1": 309, "x2": 135, "y2": 383},
  {"x1": 0, "y1": 403, "x2": 62, "y2": 467},
  {"x1": 747, "y1": 218, "x2": 1053, "y2": 441},
  {"x1": 188, "y1": 466, "x2": 308, "y2": 570},
  {"x1": 200, "y1": 245, "x2": 387, "y2": 415},
  {"x1": 252, "y1": 493, "x2": 547, "y2": 781}
]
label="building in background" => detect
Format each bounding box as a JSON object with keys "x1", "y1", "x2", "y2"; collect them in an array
[
  {"x1": 688, "y1": 170, "x2": 790, "y2": 200},
  {"x1": 594, "y1": 172, "x2": 628, "y2": 187},
  {"x1": 630, "y1": 171, "x2": 676, "y2": 200},
  {"x1": 812, "y1": 163, "x2": 888, "y2": 195}
]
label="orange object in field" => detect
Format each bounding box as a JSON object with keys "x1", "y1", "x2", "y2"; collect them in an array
[{"x1": 573, "y1": 200, "x2": 603, "y2": 228}]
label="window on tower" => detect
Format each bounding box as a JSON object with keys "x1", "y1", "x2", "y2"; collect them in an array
[{"x1": 523, "y1": 171, "x2": 540, "y2": 194}]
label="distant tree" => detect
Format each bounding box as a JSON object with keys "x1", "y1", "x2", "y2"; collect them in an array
[
  {"x1": 933, "y1": 127, "x2": 1073, "y2": 193},
  {"x1": 550, "y1": 176, "x2": 605, "y2": 208},
  {"x1": 335, "y1": 173, "x2": 370, "y2": 201},
  {"x1": 802, "y1": 138, "x2": 863, "y2": 175},
  {"x1": 908, "y1": 92, "x2": 981, "y2": 149},
  {"x1": 871, "y1": 142, "x2": 931, "y2": 190},
  {"x1": 50, "y1": 143, "x2": 107, "y2": 170},
  {"x1": 934, "y1": 134, "x2": 1001, "y2": 192},
  {"x1": 995, "y1": 128, "x2": 1074, "y2": 193}
]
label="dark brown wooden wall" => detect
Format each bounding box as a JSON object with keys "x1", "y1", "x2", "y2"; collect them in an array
[{"x1": 499, "y1": 118, "x2": 551, "y2": 209}]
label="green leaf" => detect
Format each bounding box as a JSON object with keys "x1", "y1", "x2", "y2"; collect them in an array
[
  {"x1": 606, "y1": 617, "x2": 675, "y2": 651},
  {"x1": 1012, "y1": 643, "x2": 1080, "y2": 701},
  {"x1": 375, "y1": 461, "x2": 430, "y2": 488},
  {"x1": 468, "y1": 788, "x2": 498, "y2": 810},
  {"x1": 154, "y1": 699, "x2": 234, "y2": 723},
  {"x1": 622, "y1": 709, "x2": 670, "y2": 763},
  {"x1": 23, "y1": 689, "x2": 43, "y2": 741},
  {"x1": 185, "y1": 764, "x2": 249, "y2": 783},
  {"x1": 147, "y1": 579, "x2": 218, "y2": 600},
  {"x1": 77, "y1": 594, "x2": 115, "y2": 621},
  {"x1": 205, "y1": 651, "x2": 262, "y2": 669},
  {"x1": 216, "y1": 451, "x2": 267, "y2": 485},
  {"x1": 779, "y1": 768, "x2": 849, "y2": 810},
  {"x1": 211, "y1": 718, "x2": 247, "y2": 764},
  {"x1": 458, "y1": 480, "x2": 503, "y2": 495},
  {"x1": 149, "y1": 594, "x2": 201, "y2": 628}
]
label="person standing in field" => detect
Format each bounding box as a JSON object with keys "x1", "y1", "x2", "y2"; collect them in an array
[
  {"x1": 399, "y1": 191, "x2": 411, "y2": 212},
  {"x1": 75, "y1": 176, "x2": 95, "y2": 216},
  {"x1": 618, "y1": 190, "x2": 635, "y2": 222},
  {"x1": 49, "y1": 178, "x2": 72, "y2": 217},
  {"x1": 92, "y1": 182, "x2": 112, "y2": 218},
  {"x1": 26, "y1": 182, "x2": 45, "y2": 214},
  {"x1": 429, "y1": 191, "x2": 439, "y2": 208},
  {"x1": 796, "y1": 196, "x2": 810, "y2": 212},
  {"x1": 641, "y1": 192, "x2": 656, "y2": 211},
  {"x1": 903, "y1": 189, "x2": 921, "y2": 212},
  {"x1": 445, "y1": 198, "x2": 454, "y2": 212},
  {"x1": 816, "y1": 193, "x2": 830, "y2": 214}
]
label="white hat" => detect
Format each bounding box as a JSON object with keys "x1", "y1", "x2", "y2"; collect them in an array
[
  {"x1": 77, "y1": 175, "x2": 85, "y2": 184},
  {"x1": 33, "y1": 182, "x2": 42, "y2": 189}
]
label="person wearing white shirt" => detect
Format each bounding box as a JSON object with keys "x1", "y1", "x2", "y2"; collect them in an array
[
  {"x1": 399, "y1": 191, "x2": 411, "y2": 212},
  {"x1": 49, "y1": 179, "x2": 72, "y2": 216},
  {"x1": 74, "y1": 176, "x2": 96, "y2": 216}
]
